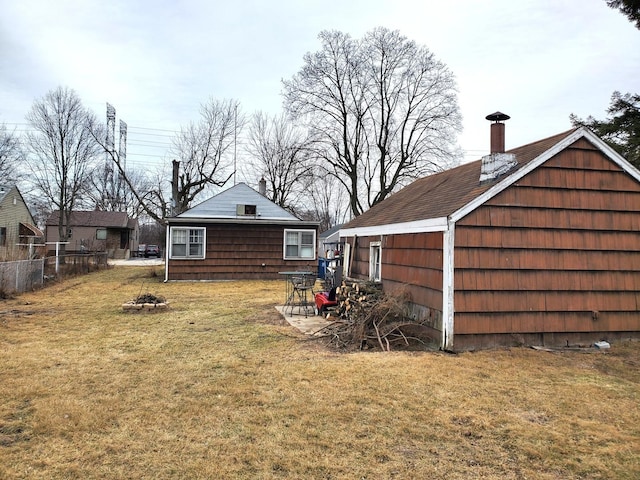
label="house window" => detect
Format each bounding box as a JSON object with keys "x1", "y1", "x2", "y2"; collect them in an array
[
  {"x1": 284, "y1": 229, "x2": 316, "y2": 260},
  {"x1": 96, "y1": 228, "x2": 107, "y2": 240},
  {"x1": 170, "y1": 227, "x2": 205, "y2": 259},
  {"x1": 0, "y1": 227, "x2": 5, "y2": 246},
  {"x1": 369, "y1": 241, "x2": 381, "y2": 282},
  {"x1": 236, "y1": 204, "x2": 257, "y2": 216}
]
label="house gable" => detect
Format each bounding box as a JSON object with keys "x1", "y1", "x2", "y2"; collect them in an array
[
  {"x1": 451, "y1": 127, "x2": 640, "y2": 223},
  {"x1": 176, "y1": 182, "x2": 299, "y2": 222}
]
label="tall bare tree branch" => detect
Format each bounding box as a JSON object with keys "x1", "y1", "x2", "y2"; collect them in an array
[
  {"x1": 25, "y1": 86, "x2": 101, "y2": 248},
  {"x1": 283, "y1": 28, "x2": 462, "y2": 218}
]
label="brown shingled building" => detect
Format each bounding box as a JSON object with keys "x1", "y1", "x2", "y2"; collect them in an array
[{"x1": 339, "y1": 116, "x2": 640, "y2": 351}]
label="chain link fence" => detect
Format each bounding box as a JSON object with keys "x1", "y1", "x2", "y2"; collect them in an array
[
  {"x1": 0, "y1": 258, "x2": 45, "y2": 295},
  {"x1": 0, "y1": 253, "x2": 109, "y2": 295}
]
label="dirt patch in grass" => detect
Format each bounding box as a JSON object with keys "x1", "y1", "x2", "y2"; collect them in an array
[
  {"x1": 1, "y1": 267, "x2": 639, "y2": 479},
  {"x1": 245, "y1": 306, "x2": 289, "y2": 327}
]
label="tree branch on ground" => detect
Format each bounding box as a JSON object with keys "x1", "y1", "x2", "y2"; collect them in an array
[{"x1": 316, "y1": 281, "x2": 436, "y2": 351}]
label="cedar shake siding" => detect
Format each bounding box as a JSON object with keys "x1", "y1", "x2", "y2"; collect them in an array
[
  {"x1": 339, "y1": 127, "x2": 640, "y2": 350},
  {"x1": 345, "y1": 232, "x2": 444, "y2": 340},
  {"x1": 166, "y1": 223, "x2": 318, "y2": 281},
  {"x1": 452, "y1": 139, "x2": 640, "y2": 349},
  {"x1": 166, "y1": 183, "x2": 320, "y2": 281}
]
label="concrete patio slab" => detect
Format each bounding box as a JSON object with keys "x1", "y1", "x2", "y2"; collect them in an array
[{"x1": 275, "y1": 305, "x2": 333, "y2": 335}]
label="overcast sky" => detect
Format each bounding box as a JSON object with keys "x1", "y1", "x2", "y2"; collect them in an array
[{"x1": 1, "y1": 0, "x2": 638, "y2": 173}]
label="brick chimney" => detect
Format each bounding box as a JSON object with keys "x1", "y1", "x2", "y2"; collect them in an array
[
  {"x1": 258, "y1": 177, "x2": 267, "y2": 196},
  {"x1": 479, "y1": 112, "x2": 516, "y2": 183}
]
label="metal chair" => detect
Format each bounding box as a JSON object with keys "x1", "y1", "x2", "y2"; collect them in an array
[{"x1": 290, "y1": 274, "x2": 316, "y2": 316}]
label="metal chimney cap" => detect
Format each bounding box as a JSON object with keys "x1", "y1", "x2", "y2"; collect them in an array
[{"x1": 486, "y1": 111, "x2": 510, "y2": 122}]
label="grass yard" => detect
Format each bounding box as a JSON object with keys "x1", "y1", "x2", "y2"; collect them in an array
[{"x1": 1, "y1": 266, "x2": 639, "y2": 479}]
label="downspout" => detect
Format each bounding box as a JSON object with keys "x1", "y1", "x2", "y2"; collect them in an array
[
  {"x1": 442, "y1": 218, "x2": 455, "y2": 351},
  {"x1": 164, "y1": 223, "x2": 170, "y2": 283}
]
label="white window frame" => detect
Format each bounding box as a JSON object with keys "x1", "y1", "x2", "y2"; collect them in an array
[
  {"x1": 342, "y1": 242, "x2": 351, "y2": 278},
  {"x1": 169, "y1": 226, "x2": 206, "y2": 260},
  {"x1": 369, "y1": 241, "x2": 381, "y2": 282},
  {"x1": 283, "y1": 229, "x2": 316, "y2": 260},
  {"x1": 96, "y1": 228, "x2": 107, "y2": 240}
]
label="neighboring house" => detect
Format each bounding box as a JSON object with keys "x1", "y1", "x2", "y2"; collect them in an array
[
  {"x1": 0, "y1": 185, "x2": 43, "y2": 260},
  {"x1": 339, "y1": 115, "x2": 640, "y2": 351},
  {"x1": 45, "y1": 210, "x2": 139, "y2": 259},
  {"x1": 318, "y1": 224, "x2": 344, "y2": 282},
  {"x1": 165, "y1": 182, "x2": 319, "y2": 281},
  {"x1": 319, "y1": 224, "x2": 343, "y2": 257}
]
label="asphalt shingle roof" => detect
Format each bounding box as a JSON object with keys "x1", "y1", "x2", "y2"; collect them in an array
[
  {"x1": 46, "y1": 210, "x2": 131, "y2": 228},
  {"x1": 343, "y1": 129, "x2": 577, "y2": 229}
]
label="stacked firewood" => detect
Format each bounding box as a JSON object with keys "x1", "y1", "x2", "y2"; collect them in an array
[
  {"x1": 328, "y1": 280, "x2": 383, "y2": 322},
  {"x1": 318, "y1": 280, "x2": 433, "y2": 351}
]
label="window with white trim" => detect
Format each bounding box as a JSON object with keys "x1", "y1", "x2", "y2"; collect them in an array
[
  {"x1": 170, "y1": 227, "x2": 205, "y2": 259},
  {"x1": 96, "y1": 228, "x2": 107, "y2": 240},
  {"x1": 284, "y1": 229, "x2": 316, "y2": 260},
  {"x1": 369, "y1": 241, "x2": 381, "y2": 282}
]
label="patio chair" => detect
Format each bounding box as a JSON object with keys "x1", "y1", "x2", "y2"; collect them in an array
[{"x1": 290, "y1": 274, "x2": 316, "y2": 317}]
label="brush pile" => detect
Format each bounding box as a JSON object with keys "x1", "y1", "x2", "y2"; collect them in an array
[
  {"x1": 316, "y1": 280, "x2": 434, "y2": 351},
  {"x1": 133, "y1": 293, "x2": 166, "y2": 304}
]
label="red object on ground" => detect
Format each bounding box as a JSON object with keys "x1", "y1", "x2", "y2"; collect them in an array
[{"x1": 314, "y1": 292, "x2": 338, "y2": 314}]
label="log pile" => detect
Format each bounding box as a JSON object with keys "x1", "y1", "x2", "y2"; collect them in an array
[
  {"x1": 330, "y1": 280, "x2": 384, "y2": 323},
  {"x1": 317, "y1": 280, "x2": 434, "y2": 351}
]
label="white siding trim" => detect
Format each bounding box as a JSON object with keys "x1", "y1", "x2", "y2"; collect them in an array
[
  {"x1": 340, "y1": 217, "x2": 448, "y2": 238},
  {"x1": 442, "y1": 222, "x2": 455, "y2": 351}
]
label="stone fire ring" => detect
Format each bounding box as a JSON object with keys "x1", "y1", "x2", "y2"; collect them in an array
[{"x1": 122, "y1": 301, "x2": 169, "y2": 313}]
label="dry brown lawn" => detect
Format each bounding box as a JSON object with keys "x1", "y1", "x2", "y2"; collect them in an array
[{"x1": 1, "y1": 266, "x2": 639, "y2": 479}]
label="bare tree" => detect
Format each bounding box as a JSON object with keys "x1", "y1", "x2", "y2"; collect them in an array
[
  {"x1": 86, "y1": 164, "x2": 153, "y2": 217},
  {"x1": 90, "y1": 125, "x2": 171, "y2": 224},
  {"x1": 284, "y1": 30, "x2": 367, "y2": 217},
  {"x1": 91, "y1": 98, "x2": 243, "y2": 223},
  {"x1": 245, "y1": 111, "x2": 315, "y2": 209},
  {"x1": 25, "y1": 86, "x2": 101, "y2": 248},
  {"x1": 305, "y1": 173, "x2": 349, "y2": 233},
  {"x1": 283, "y1": 28, "x2": 462, "y2": 217},
  {"x1": 0, "y1": 123, "x2": 23, "y2": 183},
  {"x1": 170, "y1": 98, "x2": 243, "y2": 215}
]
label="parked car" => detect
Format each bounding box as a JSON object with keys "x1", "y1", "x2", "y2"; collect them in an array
[{"x1": 144, "y1": 244, "x2": 161, "y2": 258}]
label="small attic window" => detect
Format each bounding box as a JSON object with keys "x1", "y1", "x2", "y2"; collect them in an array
[{"x1": 236, "y1": 204, "x2": 257, "y2": 216}]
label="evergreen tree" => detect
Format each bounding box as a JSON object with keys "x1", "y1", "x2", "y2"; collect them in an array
[{"x1": 571, "y1": 91, "x2": 640, "y2": 168}]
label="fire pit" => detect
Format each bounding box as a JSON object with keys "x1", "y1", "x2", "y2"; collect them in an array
[{"x1": 122, "y1": 293, "x2": 168, "y2": 313}]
